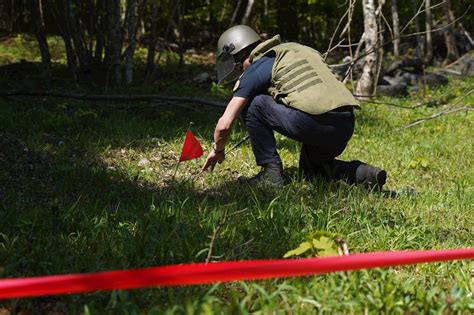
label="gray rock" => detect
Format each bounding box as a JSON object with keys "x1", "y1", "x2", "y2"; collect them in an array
[{"x1": 137, "y1": 158, "x2": 150, "y2": 167}]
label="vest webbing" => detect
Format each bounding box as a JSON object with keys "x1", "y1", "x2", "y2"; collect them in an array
[{"x1": 250, "y1": 36, "x2": 360, "y2": 115}]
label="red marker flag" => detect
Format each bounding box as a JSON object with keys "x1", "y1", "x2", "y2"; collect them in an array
[{"x1": 179, "y1": 129, "x2": 203, "y2": 162}]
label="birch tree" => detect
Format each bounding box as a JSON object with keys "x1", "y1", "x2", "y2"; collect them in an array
[
  {"x1": 356, "y1": 0, "x2": 378, "y2": 96},
  {"x1": 241, "y1": 0, "x2": 254, "y2": 24},
  {"x1": 391, "y1": 0, "x2": 400, "y2": 58},
  {"x1": 425, "y1": 0, "x2": 433, "y2": 63}
]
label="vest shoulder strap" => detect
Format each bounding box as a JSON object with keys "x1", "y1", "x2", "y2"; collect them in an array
[{"x1": 250, "y1": 35, "x2": 281, "y2": 62}]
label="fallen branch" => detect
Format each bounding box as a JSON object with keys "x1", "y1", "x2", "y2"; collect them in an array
[
  {"x1": 361, "y1": 99, "x2": 423, "y2": 109},
  {"x1": 437, "y1": 68, "x2": 463, "y2": 76},
  {"x1": 397, "y1": 106, "x2": 472, "y2": 130},
  {"x1": 0, "y1": 90, "x2": 227, "y2": 109},
  {"x1": 358, "y1": 88, "x2": 473, "y2": 108}
]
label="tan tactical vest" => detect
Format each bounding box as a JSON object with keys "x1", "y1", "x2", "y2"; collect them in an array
[{"x1": 250, "y1": 36, "x2": 360, "y2": 115}]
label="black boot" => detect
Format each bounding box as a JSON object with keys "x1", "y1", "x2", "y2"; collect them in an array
[
  {"x1": 238, "y1": 163, "x2": 284, "y2": 187},
  {"x1": 322, "y1": 160, "x2": 387, "y2": 191},
  {"x1": 355, "y1": 163, "x2": 387, "y2": 191}
]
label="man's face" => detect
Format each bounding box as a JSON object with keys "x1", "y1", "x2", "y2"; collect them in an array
[{"x1": 216, "y1": 52, "x2": 245, "y2": 84}]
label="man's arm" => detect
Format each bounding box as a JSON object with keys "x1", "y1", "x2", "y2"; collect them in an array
[{"x1": 202, "y1": 96, "x2": 248, "y2": 171}]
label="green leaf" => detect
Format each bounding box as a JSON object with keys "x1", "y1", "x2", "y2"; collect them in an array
[
  {"x1": 284, "y1": 241, "x2": 312, "y2": 258},
  {"x1": 420, "y1": 158, "x2": 429, "y2": 168},
  {"x1": 318, "y1": 247, "x2": 339, "y2": 257},
  {"x1": 409, "y1": 156, "x2": 430, "y2": 170},
  {"x1": 312, "y1": 236, "x2": 335, "y2": 250},
  {"x1": 408, "y1": 159, "x2": 419, "y2": 169}
]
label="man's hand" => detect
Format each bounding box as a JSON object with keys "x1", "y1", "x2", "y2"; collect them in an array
[
  {"x1": 202, "y1": 150, "x2": 225, "y2": 171},
  {"x1": 202, "y1": 96, "x2": 247, "y2": 172}
]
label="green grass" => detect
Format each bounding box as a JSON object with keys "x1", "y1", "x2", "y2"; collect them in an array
[
  {"x1": 0, "y1": 34, "x2": 66, "y2": 65},
  {"x1": 0, "y1": 37, "x2": 473, "y2": 313},
  {"x1": 0, "y1": 79, "x2": 472, "y2": 314}
]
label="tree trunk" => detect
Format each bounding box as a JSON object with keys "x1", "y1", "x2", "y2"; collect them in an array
[
  {"x1": 29, "y1": 0, "x2": 51, "y2": 80},
  {"x1": 107, "y1": 0, "x2": 122, "y2": 86},
  {"x1": 356, "y1": 0, "x2": 378, "y2": 96},
  {"x1": 63, "y1": 36, "x2": 78, "y2": 82},
  {"x1": 442, "y1": 0, "x2": 459, "y2": 64},
  {"x1": 49, "y1": 1, "x2": 77, "y2": 82},
  {"x1": 146, "y1": 0, "x2": 159, "y2": 76},
  {"x1": 391, "y1": 0, "x2": 400, "y2": 58},
  {"x1": 137, "y1": 0, "x2": 147, "y2": 40},
  {"x1": 410, "y1": 0, "x2": 423, "y2": 59},
  {"x1": 169, "y1": 0, "x2": 180, "y2": 41},
  {"x1": 87, "y1": 0, "x2": 95, "y2": 53},
  {"x1": 94, "y1": 0, "x2": 106, "y2": 64},
  {"x1": 64, "y1": 0, "x2": 91, "y2": 78},
  {"x1": 375, "y1": 0, "x2": 385, "y2": 94},
  {"x1": 424, "y1": 0, "x2": 433, "y2": 64},
  {"x1": 241, "y1": 0, "x2": 254, "y2": 24},
  {"x1": 177, "y1": 0, "x2": 184, "y2": 68},
  {"x1": 124, "y1": 0, "x2": 138, "y2": 85},
  {"x1": 168, "y1": 0, "x2": 184, "y2": 67}
]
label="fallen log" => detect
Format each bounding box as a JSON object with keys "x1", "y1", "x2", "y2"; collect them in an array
[
  {"x1": 385, "y1": 59, "x2": 423, "y2": 75},
  {"x1": 440, "y1": 53, "x2": 474, "y2": 76},
  {"x1": 376, "y1": 83, "x2": 408, "y2": 96},
  {"x1": 0, "y1": 90, "x2": 227, "y2": 108}
]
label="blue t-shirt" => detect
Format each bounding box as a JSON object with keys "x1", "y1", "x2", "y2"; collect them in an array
[{"x1": 233, "y1": 55, "x2": 275, "y2": 99}]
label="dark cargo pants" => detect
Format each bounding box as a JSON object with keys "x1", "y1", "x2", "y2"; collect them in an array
[{"x1": 241, "y1": 94, "x2": 370, "y2": 183}]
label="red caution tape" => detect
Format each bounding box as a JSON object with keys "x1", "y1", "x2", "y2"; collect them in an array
[{"x1": 0, "y1": 248, "x2": 473, "y2": 299}]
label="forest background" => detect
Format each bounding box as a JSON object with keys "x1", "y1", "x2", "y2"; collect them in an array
[{"x1": 1, "y1": 0, "x2": 473, "y2": 90}]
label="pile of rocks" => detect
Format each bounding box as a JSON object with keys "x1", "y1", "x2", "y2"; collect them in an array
[{"x1": 377, "y1": 59, "x2": 448, "y2": 96}]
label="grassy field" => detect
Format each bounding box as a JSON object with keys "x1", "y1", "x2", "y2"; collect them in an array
[{"x1": 0, "y1": 37, "x2": 473, "y2": 314}]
